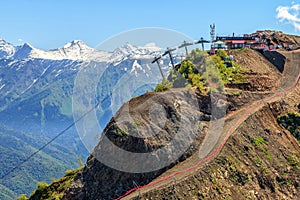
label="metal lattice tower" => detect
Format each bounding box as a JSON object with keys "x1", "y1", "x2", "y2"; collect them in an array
[{"x1": 210, "y1": 23, "x2": 216, "y2": 45}]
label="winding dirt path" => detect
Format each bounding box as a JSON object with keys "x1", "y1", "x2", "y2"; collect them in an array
[{"x1": 116, "y1": 51, "x2": 300, "y2": 200}]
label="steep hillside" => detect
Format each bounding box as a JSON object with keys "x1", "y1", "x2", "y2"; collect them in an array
[
  {"x1": 121, "y1": 51, "x2": 300, "y2": 200},
  {"x1": 229, "y1": 48, "x2": 282, "y2": 91},
  {"x1": 24, "y1": 35, "x2": 300, "y2": 200},
  {"x1": 138, "y1": 101, "x2": 300, "y2": 199}
]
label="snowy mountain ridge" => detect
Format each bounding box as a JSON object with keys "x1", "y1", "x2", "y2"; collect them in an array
[{"x1": 0, "y1": 38, "x2": 162, "y2": 62}]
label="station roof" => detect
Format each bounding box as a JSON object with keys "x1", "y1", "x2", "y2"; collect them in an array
[{"x1": 232, "y1": 40, "x2": 245, "y2": 44}]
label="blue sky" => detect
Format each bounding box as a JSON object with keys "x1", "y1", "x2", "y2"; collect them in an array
[{"x1": 0, "y1": 0, "x2": 299, "y2": 50}]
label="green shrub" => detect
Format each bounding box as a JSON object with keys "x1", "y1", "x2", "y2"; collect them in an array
[
  {"x1": 132, "y1": 121, "x2": 141, "y2": 126},
  {"x1": 36, "y1": 181, "x2": 48, "y2": 192},
  {"x1": 216, "y1": 49, "x2": 228, "y2": 60},
  {"x1": 78, "y1": 157, "x2": 83, "y2": 167},
  {"x1": 252, "y1": 136, "x2": 271, "y2": 159},
  {"x1": 209, "y1": 51, "x2": 247, "y2": 85},
  {"x1": 286, "y1": 156, "x2": 298, "y2": 167},
  {"x1": 188, "y1": 73, "x2": 205, "y2": 92},
  {"x1": 228, "y1": 171, "x2": 249, "y2": 185},
  {"x1": 253, "y1": 136, "x2": 268, "y2": 147},
  {"x1": 169, "y1": 60, "x2": 207, "y2": 92},
  {"x1": 154, "y1": 48, "x2": 246, "y2": 94},
  {"x1": 116, "y1": 127, "x2": 129, "y2": 136},
  {"x1": 277, "y1": 112, "x2": 300, "y2": 142},
  {"x1": 178, "y1": 60, "x2": 197, "y2": 77},
  {"x1": 17, "y1": 194, "x2": 28, "y2": 200},
  {"x1": 29, "y1": 168, "x2": 82, "y2": 200},
  {"x1": 65, "y1": 169, "x2": 75, "y2": 176},
  {"x1": 154, "y1": 78, "x2": 172, "y2": 92}
]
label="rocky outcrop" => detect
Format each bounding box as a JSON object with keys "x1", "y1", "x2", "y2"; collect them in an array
[
  {"x1": 62, "y1": 90, "x2": 227, "y2": 200},
  {"x1": 251, "y1": 30, "x2": 300, "y2": 48}
]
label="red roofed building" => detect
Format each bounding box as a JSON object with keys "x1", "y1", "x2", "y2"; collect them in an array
[{"x1": 216, "y1": 36, "x2": 257, "y2": 49}]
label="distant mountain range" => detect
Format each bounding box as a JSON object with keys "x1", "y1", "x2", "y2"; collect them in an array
[
  {"x1": 0, "y1": 38, "x2": 177, "y2": 198},
  {"x1": 0, "y1": 38, "x2": 162, "y2": 61}
]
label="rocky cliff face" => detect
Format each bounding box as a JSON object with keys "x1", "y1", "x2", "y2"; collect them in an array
[{"x1": 62, "y1": 90, "x2": 216, "y2": 199}]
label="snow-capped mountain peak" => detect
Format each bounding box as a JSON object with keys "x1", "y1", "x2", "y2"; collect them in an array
[
  {"x1": 13, "y1": 42, "x2": 40, "y2": 60},
  {"x1": 55, "y1": 40, "x2": 102, "y2": 61},
  {"x1": 61, "y1": 40, "x2": 91, "y2": 50},
  {"x1": 109, "y1": 42, "x2": 162, "y2": 62},
  {"x1": 0, "y1": 38, "x2": 164, "y2": 63},
  {"x1": 112, "y1": 43, "x2": 140, "y2": 55},
  {"x1": 0, "y1": 38, "x2": 16, "y2": 59},
  {"x1": 7, "y1": 40, "x2": 110, "y2": 62},
  {"x1": 23, "y1": 42, "x2": 34, "y2": 49}
]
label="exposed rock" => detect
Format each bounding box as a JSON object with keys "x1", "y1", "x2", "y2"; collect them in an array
[{"x1": 62, "y1": 90, "x2": 209, "y2": 200}]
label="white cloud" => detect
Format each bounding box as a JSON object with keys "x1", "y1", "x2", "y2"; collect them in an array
[
  {"x1": 291, "y1": 4, "x2": 300, "y2": 10},
  {"x1": 17, "y1": 38, "x2": 23, "y2": 42},
  {"x1": 293, "y1": 21, "x2": 300, "y2": 30},
  {"x1": 276, "y1": 4, "x2": 300, "y2": 31}
]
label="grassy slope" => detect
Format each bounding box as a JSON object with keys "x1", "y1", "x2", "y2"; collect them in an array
[{"x1": 27, "y1": 168, "x2": 81, "y2": 200}]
